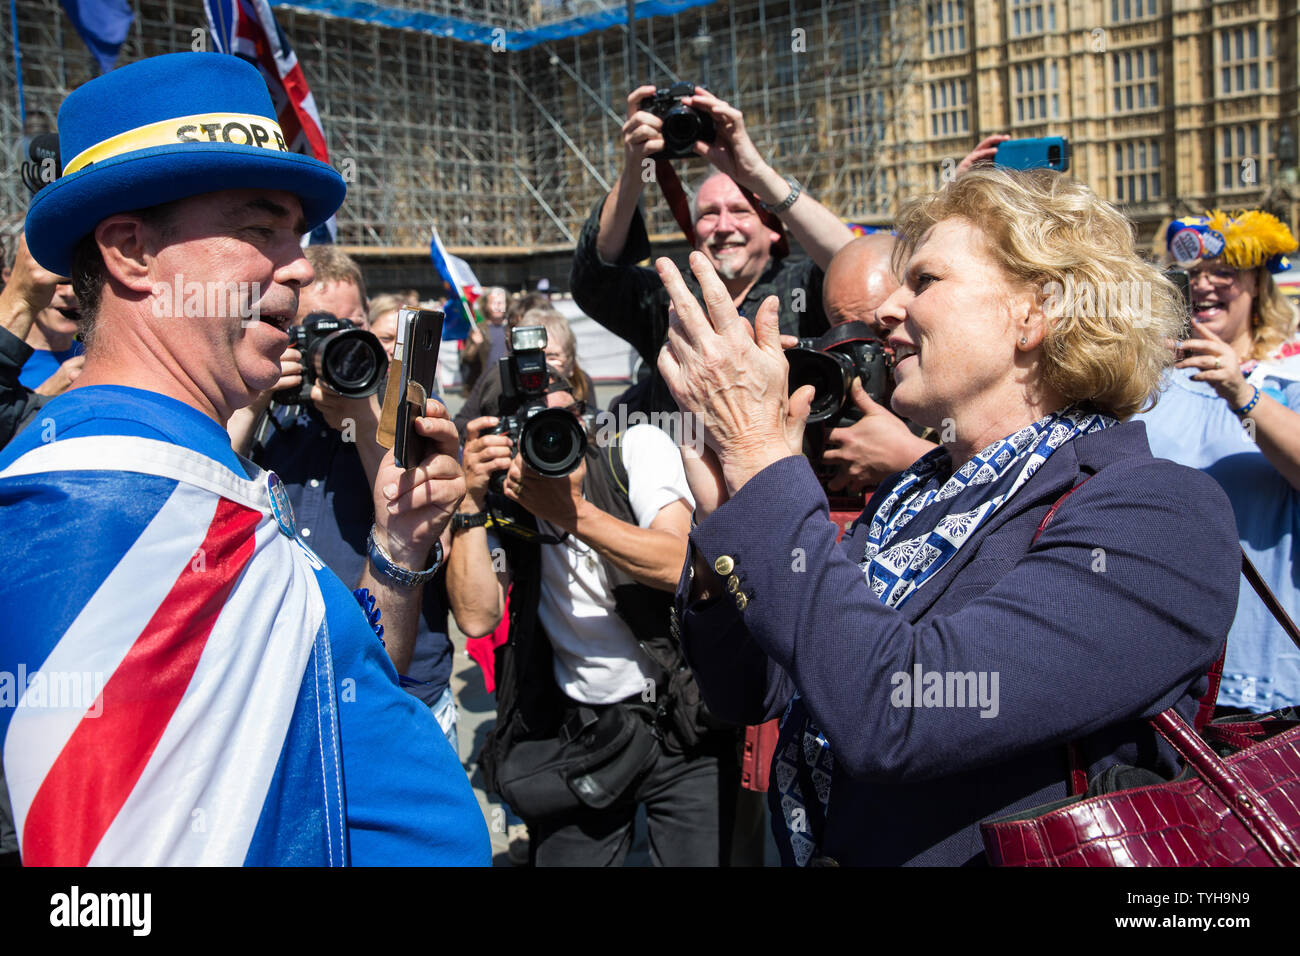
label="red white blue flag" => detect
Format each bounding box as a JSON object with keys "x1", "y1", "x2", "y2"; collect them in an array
[
  {"x1": 204, "y1": 0, "x2": 337, "y2": 242},
  {"x1": 431, "y1": 226, "x2": 482, "y2": 341}
]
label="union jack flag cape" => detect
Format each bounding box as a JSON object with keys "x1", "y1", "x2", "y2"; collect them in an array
[{"x1": 0, "y1": 435, "x2": 349, "y2": 865}]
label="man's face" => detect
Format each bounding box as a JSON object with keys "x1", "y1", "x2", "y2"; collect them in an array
[
  {"x1": 693, "y1": 175, "x2": 779, "y2": 285},
  {"x1": 36, "y1": 283, "x2": 81, "y2": 337},
  {"x1": 822, "y1": 237, "x2": 900, "y2": 334},
  {"x1": 142, "y1": 189, "x2": 312, "y2": 405},
  {"x1": 546, "y1": 389, "x2": 576, "y2": 410},
  {"x1": 297, "y1": 278, "x2": 367, "y2": 328}
]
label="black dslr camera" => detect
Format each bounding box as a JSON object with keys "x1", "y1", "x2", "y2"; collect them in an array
[
  {"x1": 640, "y1": 82, "x2": 716, "y2": 160},
  {"x1": 273, "y1": 311, "x2": 386, "y2": 405},
  {"x1": 489, "y1": 325, "x2": 588, "y2": 492},
  {"x1": 785, "y1": 321, "x2": 894, "y2": 487}
]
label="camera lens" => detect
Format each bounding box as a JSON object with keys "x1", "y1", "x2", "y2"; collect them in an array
[
  {"x1": 520, "y1": 409, "x2": 587, "y2": 477},
  {"x1": 663, "y1": 106, "x2": 701, "y2": 148},
  {"x1": 786, "y1": 349, "x2": 852, "y2": 424},
  {"x1": 318, "y1": 329, "x2": 385, "y2": 397}
]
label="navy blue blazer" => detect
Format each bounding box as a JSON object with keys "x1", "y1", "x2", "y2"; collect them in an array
[{"x1": 676, "y1": 420, "x2": 1240, "y2": 866}]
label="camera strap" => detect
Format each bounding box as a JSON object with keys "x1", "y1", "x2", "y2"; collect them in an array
[
  {"x1": 483, "y1": 497, "x2": 570, "y2": 545},
  {"x1": 654, "y1": 159, "x2": 790, "y2": 259}
]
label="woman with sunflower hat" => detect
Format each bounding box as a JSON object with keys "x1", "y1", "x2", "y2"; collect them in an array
[{"x1": 1137, "y1": 208, "x2": 1300, "y2": 715}]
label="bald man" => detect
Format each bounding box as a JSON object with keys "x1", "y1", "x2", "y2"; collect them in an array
[
  {"x1": 822, "y1": 233, "x2": 899, "y2": 331},
  {"x1": 818, "y1": 234, "x2": 936, "y2": 493}
]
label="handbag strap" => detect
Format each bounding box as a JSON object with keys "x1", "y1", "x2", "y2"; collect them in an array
[
  {"x1": 1058, "y1": 550, "x2": 1300, "y2": 799},
  {"x1": 1151, "y1": 709, "x2": 1300, "y2": 866},
  {"x1": 1241, "y1": 550, "x2": 1300, "y2": 652},
  {"x1": 1143, "y1": 552, "x2": 1300, "y2": 866},
  {"x1": 1186, "y1": 553, "x2": 1300, "y2": 732},
  {"x1": 1031, "y1": 477, "x2": 1108, "y2": 794}
]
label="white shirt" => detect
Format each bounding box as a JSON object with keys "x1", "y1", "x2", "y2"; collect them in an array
[{"x1": 535, "y1": 424, "x2": 694, "y2": 704}]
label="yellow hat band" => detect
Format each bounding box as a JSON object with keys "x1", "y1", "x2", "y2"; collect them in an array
[{"x1": 64, "y1": 112, "x2": 290, "y2": 175}]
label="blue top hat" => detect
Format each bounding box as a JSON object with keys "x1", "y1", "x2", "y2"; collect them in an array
[{"x1": 25, "y1": 52, "x2": 346, "y2": 276}]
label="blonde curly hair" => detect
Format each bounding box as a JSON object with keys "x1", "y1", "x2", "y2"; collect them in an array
[
  {"x1": 892, "y1": 166, "x2": 1179, "y2": 419},
  {"x1": 1252, "y1": 270, "x2": 1299, "y2": 359}
]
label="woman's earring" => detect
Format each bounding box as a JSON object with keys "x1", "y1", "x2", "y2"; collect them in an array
[{"x1": 1019, "y1": 337, "x2": 1027, "y2": 346}]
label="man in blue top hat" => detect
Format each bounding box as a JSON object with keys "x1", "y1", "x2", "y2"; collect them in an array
[{"x1": 0, "y1": 52, "x2": 489, "y2": 866}]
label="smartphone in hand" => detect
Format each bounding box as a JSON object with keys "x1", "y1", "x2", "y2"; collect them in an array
[
  {"x1": 390, "y1": 308, "x2": 444, "y2": 469},
  {"x1": 995, "y1": 136, "x2": 1070, "y2": 173}
]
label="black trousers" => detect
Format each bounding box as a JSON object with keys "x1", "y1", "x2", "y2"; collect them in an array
[{"x1": 529, "y1": 703, "x2": 731, "y2": 867}]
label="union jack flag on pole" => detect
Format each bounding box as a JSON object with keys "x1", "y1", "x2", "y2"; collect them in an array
[{"x1": 204, "y1": 0, "x2": 337, "y2": 242}]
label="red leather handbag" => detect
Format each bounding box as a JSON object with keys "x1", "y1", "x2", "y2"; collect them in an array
[{"x1": 981, "y1": 546, "x2": 1300, "y2": 867}]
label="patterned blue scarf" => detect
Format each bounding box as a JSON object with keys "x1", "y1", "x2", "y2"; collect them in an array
[{"x1": 775, "y1": 405, "x2": 1115, "y2": 866}]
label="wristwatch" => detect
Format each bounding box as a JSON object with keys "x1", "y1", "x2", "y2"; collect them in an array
[
  {"x1": 366, "y1": 526, "x2": 443, "y2": 588},
  {"x1": 758, "y1": 175, "x2": 802, "y2": 214},
  {"x1": 451, "y1": 511, "x2": 491, "y2": 532}
]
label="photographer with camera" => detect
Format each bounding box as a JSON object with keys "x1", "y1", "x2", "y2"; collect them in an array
[
  {"x1": 811, "y1": 234, "x2": 937, "y2": 496},
  {"x1": 571, "y1": 85, "x2": 853, "y2": 418},
  {"x1": 446, "y1": 326, "x2": 733, "y2": 866},
  {"x1": 453, "y1": 303, "x2": 593, "y2": 442},
  {"x1": 228, "y1": 245, "x2": 461, "y2": 747}
]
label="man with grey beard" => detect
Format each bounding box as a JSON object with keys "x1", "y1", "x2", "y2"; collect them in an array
[{"x1": 571, "y1": 86, "x2": 851, "y2": 418}]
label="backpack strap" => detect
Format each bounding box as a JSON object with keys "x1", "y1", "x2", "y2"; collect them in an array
[{"x1": 604, "y1": 429, "x2": 631, "y2": 500}]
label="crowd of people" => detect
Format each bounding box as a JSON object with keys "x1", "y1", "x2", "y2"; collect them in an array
[{"x1": 0, "y1": 49, "x2": 1297, "y2": 867}]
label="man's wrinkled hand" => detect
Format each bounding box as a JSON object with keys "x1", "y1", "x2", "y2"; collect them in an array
[
  {"x1": 657, "y1": 253, "x2": 797, "y2": 494},
  {"x1": 372, "y1": 400, "x2": 465, "y2": 567}
]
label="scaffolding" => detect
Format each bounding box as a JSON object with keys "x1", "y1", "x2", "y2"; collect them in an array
[{"x1": 1, "y1": 0, "x2": 922, "y2": 254}]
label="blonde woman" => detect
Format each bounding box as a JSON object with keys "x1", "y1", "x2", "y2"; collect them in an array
[
  {"x1": 1136, "y1": 210, "x2": 1300, "y2": 714},
  {"x1": 657, "y1": 167, "x2": 1239, "y2": 866}
]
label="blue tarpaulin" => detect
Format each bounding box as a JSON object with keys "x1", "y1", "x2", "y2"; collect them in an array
[{"x1": 271, "y1": 0, "x2": 715, "y2": 51}]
